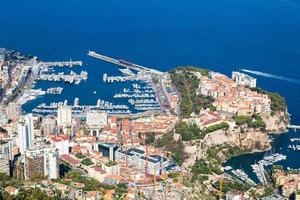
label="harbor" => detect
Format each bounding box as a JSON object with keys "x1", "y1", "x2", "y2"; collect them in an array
[
  {"x1": 17, "y1": 49, "x2": 180, "y2": 118},
  {"x1": 32, "y1": 97, "x2": 132, "y2": 115}
]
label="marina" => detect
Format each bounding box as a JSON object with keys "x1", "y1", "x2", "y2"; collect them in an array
[
  {"x1": 230, "y1": 169, "x2": 256, "y2": 185},
  {"x1": 251, "y1": 163, "x2": 268, "y2": 184},
  {"x1": 16, "y1": 89, "x2": 46, "y2": 105},
  {"x1": 249, "y1": 153, "x2": 286, "y2": 184},
  {"x1": 288, "y1": 144, "x2": 300, "y2": 151},
  {"x1": 38, "y1": 70, "x2": 88, "y2": 84},
  {"x1": 33, "y1": 98, "x2": 132, "y2": 115},
  {"x1": 290, "y1": 137, "x2": 300, "y2": 142},
  {"x1": 258, "y1": 153, "x2": 287, "y2": 167}
]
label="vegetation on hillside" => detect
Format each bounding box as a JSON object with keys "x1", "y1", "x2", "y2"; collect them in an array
[
  {"x1": 213, "y1": 180, "x2": 251, "y2": 193},
  {"x1": 175, "y1": 121, "x2": 230, "y2": 142},
  {"x1": 203, "y1": 122, "x2": 229, "y2": 133},
  {"x1": 233, "y1": 114, "x2": 266, "y2": 130},
  {"x1": 171, "y1": 66, "x2": 210, "y2": 76},
  {"x1": 59, "y1": 171, "x2": 128, "y2": 197},
  {"x1": 156, "y1": 131, "x2": 188, "y2": 166},
  {"x1": 1, "y1": 187, "x2": 67, "y2": 200},
  {"x1": 169, "y1": 67, "x2": 214, "y2": 117},
  {"x1": 192, "y1": 159, "x2": 222, "y2": 175},
  {"x1": 175, "y1": 122, "x2": 203, "y2": 141},
  {"x1": 0, "y1": 172, "x2": 67, "y2": 200}
]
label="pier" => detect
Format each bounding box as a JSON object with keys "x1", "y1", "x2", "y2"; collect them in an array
[
  {"x1": 87, "y1": 51, "x2": 162, "y2": 75},
  {"x1": 40, "y1": 60, "x2": 82, "y2": 67},
  {"x1": 258, "y1": 163, "x2": 268, "y2": 185},
  {"x1": 38, "y1": 71, "x2": 88, "y2": 84},
  {"x1": 288, "y1": 124, "x2": 300, "y2": 130}
]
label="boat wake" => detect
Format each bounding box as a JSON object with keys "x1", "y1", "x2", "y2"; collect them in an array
[{"x1": 240, "y1": 69, "x2": 300, "y2": 85}]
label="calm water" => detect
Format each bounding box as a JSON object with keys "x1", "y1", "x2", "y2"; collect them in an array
[{"x1": 0, "y1": 0, "x2": 300, "y2": 174}]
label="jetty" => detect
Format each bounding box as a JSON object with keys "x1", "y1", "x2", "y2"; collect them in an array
[
  {"x1": 288, "y1": 124, "x2": 300, "y2": 130},
  {"x1": 40, "y1": 60, "x2": 82, "y2": 67},
  {"x1": 87, "y1": 50, "x2": 163, "y2": 75}
]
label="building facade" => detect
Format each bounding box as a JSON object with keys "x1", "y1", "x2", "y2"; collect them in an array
[
  {"x1": 17, "y1": 114, "x2": 34, "y2": 154},
  {"x1": 0, "y1": 141, "x2": 10, "y2": 175},
  {"x1": 232, "y1": 71, "x2": 257, "y2": 88},
  {"x1": 24, "y1": 145, "x2": 59, "y2": 180},
  {"x1": 51, "y1": 134, "x2": 69, "y2": 155},
  {"x1": 42, "y1": 117, "x2": 56, "y2": 135},
  {"x1": 57, "y1": 106, "x2": 72, "y2": 128},
  {"x1": 5, "y1": 102, "x2": 21, "y2": 122}
]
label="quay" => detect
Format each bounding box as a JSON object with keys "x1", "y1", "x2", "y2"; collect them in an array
[
  {"x1": 40, "y1": 60, "x2": 82, "y2": 67},
  {"x1": 258, "y1": 163, "x2": 268, "y2": 185},
  {"x1": 87, "y1": 50, "x2": 163, "y2": 75}
]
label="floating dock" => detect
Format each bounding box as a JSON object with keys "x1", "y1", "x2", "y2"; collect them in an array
[{"x1": 41, "y1": 60, "x2": 82, "y2": 67}]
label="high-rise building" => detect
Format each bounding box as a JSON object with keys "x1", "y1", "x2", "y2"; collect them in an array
[
  {"x1": 57, "y1": 106, "x2": 72, "y2": 128},
  {"x1": 42, "y1": 117, "x2": 56, "y2": 135},
  {"x1": 17, "y1": 114, "x2": 34, "y2": 154},
  {"x1": 24, "y1": 145, "x2": 59, "y2": 180},
  {"x1": 0, "y1": 141, "x2": 10, "y2": 175},
  {"x1": 5, "y1": 102, "x2": 21, "y2": 122},
  {"x1": 13, "y1": 159, "x2": 24, "y2": 180}
]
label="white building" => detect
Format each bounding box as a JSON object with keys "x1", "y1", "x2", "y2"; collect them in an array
[
  {"x1": 138, "y1": 155, "x2": 169, "y2": 176},
  {"x1": 0, "y1": 141, "x2": 10, "y2": 175},
  {"x1": 24, "y1": 145, "x2": 59, "y2": 180},
  {"x1": 115, "y1": 148, "x2": 145, "y2": 167},
  {"x1": 51, "y1": 135, "x2": 69, "y2": 155},
  {"x1": 86, "y1": 111, "x2": 108, "y2": 128},
  {"x1": 17, "y1": 114, "x2": 34, "y2": 154},
  {"x1": 232, "y1": 71, "x2": 257, "y2": 88},
  {"x1": 115, "y1": 148, "x2": 170, "y2": 176},
  {"x1": 57, "y1": 106, "x2": 72, "y2": 128}
]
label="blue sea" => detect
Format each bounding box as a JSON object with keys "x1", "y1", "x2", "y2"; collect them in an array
[{"x1": 0, "y1": 0, "x2": 300, "y2": 178}]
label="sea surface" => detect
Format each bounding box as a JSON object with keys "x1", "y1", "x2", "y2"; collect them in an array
[{"x1": 0, "y1": 0, "x2": 300, "y2": 179}]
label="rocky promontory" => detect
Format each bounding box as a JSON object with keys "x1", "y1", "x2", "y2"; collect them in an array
[{"x1": 169, "y1": 66, "x2": 290, "y2": 167}]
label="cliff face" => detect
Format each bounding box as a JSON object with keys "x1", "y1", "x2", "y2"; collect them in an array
[
  {"x1": 262, "y1": 111, "x2": 290, "y2": 133},
  {"x1": 202, "y1": 128, "x2": 270, "y2": 152}
]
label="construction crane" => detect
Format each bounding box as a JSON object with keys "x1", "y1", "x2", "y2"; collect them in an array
[
  {"x1": 219, "y1": 175, "x2": 223, "y2": 200},
  {"x1": 160, "y1": 150, "x2": 166, "y2": 176},
  {"x1": 139, "y1": 189, "x2": 143, "y2": 200},
  {"x1": 125, "y1": 147, "x2": 128, "y2": 167},
  {"x1": 146, "y1": 144, "x2": 149, "y2": 177},
  {"x1": 117, "y1": 118, "x2": 123, "y2": 145},
  {"x1": 153, "y1": 166, "x2": 156, "y2": 199}
]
